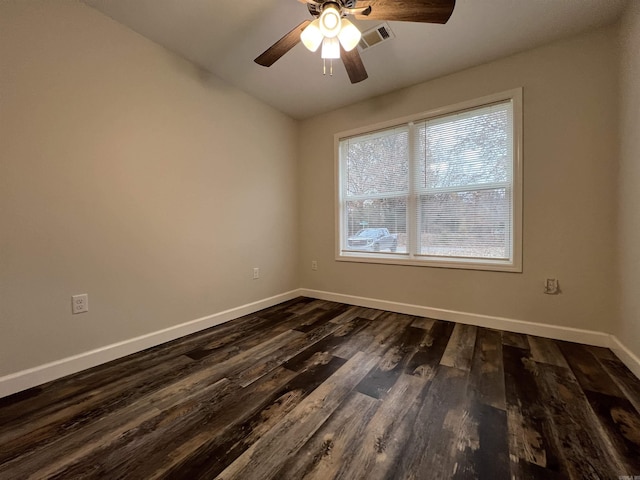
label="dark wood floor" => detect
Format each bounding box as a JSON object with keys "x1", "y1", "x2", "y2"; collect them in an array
[{"x1": 1, "y1": 297, "x2": 639, "y2": 480}]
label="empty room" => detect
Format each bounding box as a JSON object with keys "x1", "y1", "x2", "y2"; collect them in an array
[{"x1": 1, "y1": 0, "x2": 639, "y2": 478}]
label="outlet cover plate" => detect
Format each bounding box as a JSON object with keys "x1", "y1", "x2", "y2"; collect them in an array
[{"x1": 72, "y1": 294, "x2": 89, "y2": 314}]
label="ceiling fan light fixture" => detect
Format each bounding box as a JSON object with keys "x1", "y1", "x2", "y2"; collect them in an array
[
  {"x1": 321, "y1": 36, "x2": 340, "y2": 59},
  {"x1": 337, "y1": 18, "x2": 361, "y2": 52},
  {"x1": 301, "y1": 19, "x2": 323, "y2": 52},
  {"x1": 319, "y1": 4, "x2": 342, "y2": 38}
]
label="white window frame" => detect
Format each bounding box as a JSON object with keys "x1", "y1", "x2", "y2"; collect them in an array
[{"x1": 335, "y1": 88, "x2": 523, "y2": 272}]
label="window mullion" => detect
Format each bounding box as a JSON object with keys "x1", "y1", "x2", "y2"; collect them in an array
[
  {"x1": 419, "y1": 181, "x2": 512, "y2": 196},
  {"x1": 345, "y1": 191, "x2": 408, "y2": 202},
  {"x1": 340, "y1": 140, "x2": 349, "y2": 252},
  {"x1": 407, "y1": 122, "x2": 418, "y2": 258}
]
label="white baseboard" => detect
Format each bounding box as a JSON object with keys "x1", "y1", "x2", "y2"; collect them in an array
[
  {"x1": 301, "y1": 288, "x2": 640, "y2": 378},
  {"x1": 609, "y1": 335, "x2": 640, "y2": 379},
  {"x1": 0, "y1": 290, "x2": 301, "y2": 399},
  {"x1": 3, "y1": 288, "x2": 639, "y2": 399},
  {"x1": 300, "y1": 289, "x2": 611, "y2": 346}
]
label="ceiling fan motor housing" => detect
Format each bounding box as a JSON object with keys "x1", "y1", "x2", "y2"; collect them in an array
[{"x1": 307, "y1": 0, "x2": 357, "y2": 17}]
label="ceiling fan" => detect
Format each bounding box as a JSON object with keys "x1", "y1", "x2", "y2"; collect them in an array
[{"x1": 254, "y1": 0, "x2": 456, "y2": 84}]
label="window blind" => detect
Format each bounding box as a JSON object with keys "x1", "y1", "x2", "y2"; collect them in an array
[
  {"x1": 342, "y1": 126, "x2": 409, "y2": 253},
  {"x1": 414, "y1": 101, "x2": 513, "y2": 260}
]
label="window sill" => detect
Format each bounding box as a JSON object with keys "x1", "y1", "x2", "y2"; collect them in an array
[{"x1": 336, "y1": 251, "x2": 522, "y2": 273}]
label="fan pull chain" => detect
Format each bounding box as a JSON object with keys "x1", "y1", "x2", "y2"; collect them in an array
[
  {"x1": 322, "y1": 59, "x2": 334, "y2": 77},
  {"x1": 323, "y1": 58, "x2": 326, "y2": 75}
]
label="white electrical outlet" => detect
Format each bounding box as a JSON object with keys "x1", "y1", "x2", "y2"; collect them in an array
[
  {"x1": 311, "y1": 260, "x2": 318, "y2": 271},
  {"x1": 72, "y1": 294, "x2": 89, "y2": 314},
  {"x1": 544, "y1": 278, "x2": 559, "y2": 295},
  {"x1": 253, "y1": 267, "x2": 260, "y2": 279}
]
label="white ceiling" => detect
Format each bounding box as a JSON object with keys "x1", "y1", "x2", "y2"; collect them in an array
[{"x1": 85, "y1": 0, "x2": 628, "y2": 119}]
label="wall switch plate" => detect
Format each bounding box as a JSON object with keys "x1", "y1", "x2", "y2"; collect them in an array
[
  {"x1": 253, "y1": 267, "x2": 260, "y2": 280},
  {"x1": 311, "y1": 260, "x2": 318, "y2": 271},
  {"x1": 72, "y1": 294, "x2": 89, "y2": 314}
]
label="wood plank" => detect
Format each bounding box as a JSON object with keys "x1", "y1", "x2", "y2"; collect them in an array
[
  {"x1": 55, "y1": 356, "x2": 345, "y2": 480},
  {"x1": 411, "y1": 316, "x2": 436, "y2": 330},
  {"x1": 282, "y1": 297, "x2": 326, "y2": 315},
  {"x1": 275, "y1": 391, "x2": 380, "y2": 480},
  {"x1": 195, "y1": 312, "x2": 300, "y2": 350},
  {"x1": 534, "y1": 362, "x2": 628, "y2": 478},
  {"x1": 292, "y1": 304, "x2": 350, "y2": 333},
  {"x1": 452, "y1": 401, "x2": 510, "y2": 480},
  {"x1": 502, "y1": 331, "x2": 530, "y2": 350},
  {"x1": 335, "y1": 373, "x2": 432, "y2": 480},
  {"x1": 404, "y1": 319, "x2": 455, "y2": 378},
  {"x1": 503, "y1": 345, "x2": 568, "y2": 478},
  {"x1": 0, "y1": 354, "x2": 194, "y2": 464},
  {"x1": 0, "y1": 373, "x2": 238, "y2": 478},
  {"x1": 509, "y1": 461, "x2": 567, "y2": 480},
  {"x1": 440, "y1": 323, "x2": 477, "y2": 371},
  {"x1": 600, "y1": 358, "x2": 640, "y2": 414},
  {"x1": 392, "y1": 365, "x2": 473, "y2": 479},
  {"x1": 192, "y1": 329, "x2": 303, "y2": 383},
  {"x1": 559, "y1": 341, "x2": 626, "y2": 398},
  {"x1": 351, "y1": 307, "x2": 385, "y2": 320},
  {"x1": 183, "y1": 311, "x2": 304, "y2": 361},
  {"x1": 262, "y1": 296, "x2": 312, "y2": 314},
  {"x1": 444, "y1": 332, "x2": 509, "y2": 479},
  {"x1": 469, "y1": 328, "x2": 506, "y2": 410},
  {"x1": 528, "y1": 336, "x2": 569, "y2": 368},
  {"x1": 356, "y1": 325, "x2": 432, "y2": 399},
  {"x1": 214, "y1": 351, "x2": 379, "y2": 480},
  {"x1": 140, "y1": 358, "x2": 348, "y2": 479},
  {"x1": 231, "y1": 317, "x2": 343, "y2": 387},
  {"x1": 582, "y1": 389, "x2": 640, "y2": 473},
  {"x1": 329, "y1": 305, "x2": 378, "y2": 324},
  {"x1": 318, "y1": 300, "x2": 342, "y2": 310},
  {"x1": 332, "y1": 311, "x2": 414, "y2": 359},
  {"x1": 585, "y1": 344, "x2": 620, "y2": 362},
  {"x1": 283, "y1": 317, "x2": 371, "y2": 372},
  {"x1": 33, "y1": 375, "x2": 248, "y2": 479}
]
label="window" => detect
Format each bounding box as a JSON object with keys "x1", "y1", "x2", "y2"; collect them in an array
[{"x1": 336, "y1": 89, "x2": 522, "y2": 271}]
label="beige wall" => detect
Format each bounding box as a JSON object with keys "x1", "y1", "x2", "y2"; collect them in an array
[
  {"x1": 617, "y1": 2, "x2": 640, "y2": 358},
  {"x1": 299, "y1": 26, "x2": 619, "y2": 333},
  {"x1": 0, "y1": 1, "x2": 298, "y2": 376}
]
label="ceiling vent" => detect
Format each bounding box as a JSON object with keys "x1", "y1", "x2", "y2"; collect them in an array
[{"x1": 358, "y1": 22, "x2": 395, "y2": 52}]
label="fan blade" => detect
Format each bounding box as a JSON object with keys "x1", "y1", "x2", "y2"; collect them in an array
[
  {"x1": 354, "y1": 0, "x2": 455, "y2": 24},
  {"x1": 344, "y1": 5, "x2": 372, "y2": 16},
  {"x1": 341, "y1": 46, "x2": 368, "y2": 84},
  {"x1": 255, "y1": 20, "x2": 312, "y2": 67}
]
